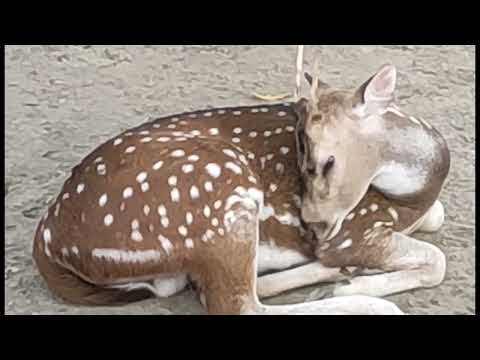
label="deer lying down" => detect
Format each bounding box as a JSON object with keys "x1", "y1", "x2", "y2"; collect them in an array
[{"x1": 33, "y1": 64, "x2": 449, "y2": 315}]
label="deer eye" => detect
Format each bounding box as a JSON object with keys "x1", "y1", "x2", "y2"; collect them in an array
[{"x1": 322, "y1": 156, "x2": 335, "y2": 177}]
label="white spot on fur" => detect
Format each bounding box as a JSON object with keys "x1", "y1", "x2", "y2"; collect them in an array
[
  {"x1": 211, "y1": 218, "x2": 219, "y2": 227},
  {"x1": 186, "y1": 212, "x2": 193, "y2": 225},
  {"x1": 99, "y1": 194, "x2": 108, "y2": 207},
  {"x1": 158, "y1": 235, "x2": 173, "y2": 255},
  {"x1": 140, "y1": 137, "x2": 152, "y2": 143},
  {"x1": 123, "y1": 187, "x2": 133, "y2": 199},
  {"x1": 388, "y1": 207, "x2": 399, "y2": 221},
  {"x1": 369, "y1": 203, "x2": 379, "y2": 212},
  {"x1": 190, "y1": 130, "x2": 201, "y2": 136},
  {"x1": 209, "y1": 128, "x2": 219, "y2": 135},
  {"x1": 205, "y1": 163, "x2": 221, "y2": 178},
  {"x1": 264, "y1": 130, "x2": 272, "y2": 137},
  {"x1": 225, "y1": 161, "x2": 242, "y2": 175},
  {"x1": 104, "y1": 214, "x2": 114, "y2": 226},
  {"x1": 204, "y1": 181, "x2": 213, "y2": 192},
  {"x1": 359, "y1": 208, "x2": 367, "y2": 216},
  {"x1": 171, "y1": 149, "x2": 185, "y2": 157},
  {"x1": 232, "y1": 137, "x2": 240, "y2": 143},
  {"x1": 337, "y1": 239, "x2": 352, "y2": 249},
  {"x1": 233, "y1": 127, "x2": 242, "y2": 134},
  {"x1": 178, "y1": 225, "x2": 188, "y2": 237},
  {"x1": 275, "y1": 128, "x2": 283, "y2": 134},
  {"x1": 153, "y1": 160, "x2": 164, "y2": 170},
  {"x1": 346, "y1": 213, "x2": 355, "y2": 221},
  {"x1": 171, "y1": 188, "x2": 180, "y2": 202},
  {"x1": 141, "y1": 182, "x2": 150, "y2": 192},
  {"x1": 286, "y1": 126, "x2": 295, "y2": 132},
  {"x1": 97, "y1": 164, "x2": 106, "y2": 175},
  {"x1": 275, "y1": 163, "x2": 285, "y2": 174},
  {"x1": 185, "y1": 238, "x2": 194, "y2": 248},
  {"x1": 278, "y1": 111, "x2": 287, "y2": 117},
  {"x1": 71, "y1": 246, "x2": 79, "y2": 256},
  {"x1": 136, "y1": 171, "x2": 148, "y2": 183},
  {"x1": 182, "y1": 164, "x2": 194, "y2": 173},
  {"x1": 188, "y1": 154, "x2": 199, "y2": 162},
  {"x1": 249, "y1": 131, "x2": 257, "y2": 138},
  {"x1": 280, "y1": 146, "x2": 290, "y2": 155},
  {"x1": 233, "y1": 110, "x2": 242, "y2": 116},
  {"x1": 168, "y1": 175, "x2": 177, "y2": 186},
  {"x1": 223, "y1": 149, "x2": 237, "y2": 158},
  {"x1": 131, "y1": 219, "x2": 140, "y2": 230},
  {"x1": 125, "y1": 146, "x2": 136, "y2": 153},
  {"x1": 214, "y1": 200, "x2": 222, "y2": 209},
  {"x1": 161, "y1": 217, "x2": 169, "y2": 228},
  {"x1": 203, "y1": 205, "x2": 211, "y2": 218},
  {"x1": 269, "y1": 183, "x2": 278, "y2": 193},
  {"x1": 248, "y1": 176, "x2": 257, "y2": 184},
  {"x1": 157, "y1": 205, "x2": 167, "y2": 217},
  {"x1": 93, "y1": 248, "x2": 160, "y2": 263},
  {"x1": 76, "y1": 183, "x2": 85, "y2": 193},
  {"x1": 157, "y1": 137, "x2": 170, "y2": 142},
  {"x1": 190, "y1": 185, "x2": 200, "y2": 199},
  {"x1": 143, "y1": 204, "x2": 150, "y2": 216},
  {"x1": 131, "y1": 230, "x2": 143, "y2": 242},
  {"x1": 113, "y1": 138, "x2": 123, "y2": 146}
]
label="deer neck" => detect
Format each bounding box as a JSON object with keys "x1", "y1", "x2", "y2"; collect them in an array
[{"x1": 369, "y1": 108, "x2": 450, "y2": 207}]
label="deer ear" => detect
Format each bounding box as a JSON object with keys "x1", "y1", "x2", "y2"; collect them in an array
[{"x1": 353, "y1": 64, "x2": 397, "y2": 114}]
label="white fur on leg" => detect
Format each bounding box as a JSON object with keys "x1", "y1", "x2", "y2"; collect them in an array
[
  {"x1": 257, "y1": 262, "x2": 346, "y2": 298},
  {"x1": 332, "y1": 232, "x2": 446, "y2": 298},
  {"x1": 417, "y1": 200, "x2": 444, "y2": 233},
  {"x1": 253, "y1": 295, "x2": 404, "y2": 315}
]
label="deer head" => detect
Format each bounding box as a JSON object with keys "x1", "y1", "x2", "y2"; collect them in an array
[{"x1": 296, "y1": 64, "x2": 398, "y2": 242}]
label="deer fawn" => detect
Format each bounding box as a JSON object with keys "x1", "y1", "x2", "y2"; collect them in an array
[{"x1": 33, "y1": 64, "x2": 449, "y2": 314}]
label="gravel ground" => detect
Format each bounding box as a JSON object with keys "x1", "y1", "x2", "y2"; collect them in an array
[{"x1": 5, "y1": 45, "x2": 475, "y2": 315}]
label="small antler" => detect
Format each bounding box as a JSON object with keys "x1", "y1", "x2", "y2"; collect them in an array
[{"x1": 294, "y1": 45, "x2": 304, "y2": 100}]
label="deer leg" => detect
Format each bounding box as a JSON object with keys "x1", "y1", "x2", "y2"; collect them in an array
[
  {"x1": 331, "y1": 231, "x2": 446, "y2": 298},
  {"x1": 197, "y1": 207, "x2": 403, "y2": 315},
  {"x1": 257, "y1": 262, "x2": 348, "y2": 299},
  {"x1": 415, "y1": 200, "x2": 445, "y2": 233}
]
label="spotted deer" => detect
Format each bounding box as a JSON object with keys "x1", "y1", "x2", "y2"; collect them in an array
[{"x1": 33, "y1": 64, "x2": 448, "y2": 315}]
